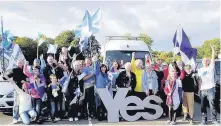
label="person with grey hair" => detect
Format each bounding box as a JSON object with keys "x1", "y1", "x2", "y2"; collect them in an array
[
  {"x1": 116, "y1": 62, "x2": 136, "y2": 92},
  {"x1": 142, "y1": 63, "x2": 158, "y2": 96}
]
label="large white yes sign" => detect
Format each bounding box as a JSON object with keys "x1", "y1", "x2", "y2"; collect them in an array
[{"x1": 97, "y1": 88, "x2": 163, "y2": 122}]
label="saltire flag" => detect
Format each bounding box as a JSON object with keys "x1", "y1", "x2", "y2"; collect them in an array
[
  {"x1": 173, "y1": 27, "x2": 197, "y2": 69},
  {"x1": 38, "y1": 33, "x2": 47, "y2": 46},
  {"x1": 90, "y1": 8, "x2": 102, "y2": 34},
  {"x1": 1, "y1": 30, "x2": 14, "y2": 50},
  {"x1": 47, "y1": 44, "x2": 58, "y2": 54},
  {"x1": 0, "y1": 44, "x2": 26, "y2": 72},
  {"x1": 74, "y1": 8, "x2": 102, "y2": 52}
]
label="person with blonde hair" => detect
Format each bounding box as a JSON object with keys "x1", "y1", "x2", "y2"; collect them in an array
[
  {"x1": 164, "y1": 63, "x2": 182, "y2": 125},
  {"x1": 131, "y1": 52, "x2": 145, "y2": 99},
  {"x1": 116, "y1": 62, "x2": 136, "y2": 91},
  {"x1": 47, "y1": 74, "x2": 63, "y2": 123}
]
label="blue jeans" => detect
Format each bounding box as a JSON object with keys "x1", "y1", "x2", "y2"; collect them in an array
[
  {"x1": 31, "y1": 98, "x2": 42, "y2": 120},
  {"x1": 13, "y1": 91, "x2": 19, "y2": 120},
  {"x1": 50, "y1": 99, "x2": 61, "y2": 120},
  {"x1": 20, "y1": 109, "x2": 37, "y2": 125},
  {"x1": 200, "y1": 87, "x2": 217, "y2": 122}
]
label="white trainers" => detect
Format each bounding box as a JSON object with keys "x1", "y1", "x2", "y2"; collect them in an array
[
  {"x1": 170, "y1": 121, "x2": 176, "y2": 125},
  {"x1": 165, "y1": 120, "x2": 171, "y2": 124},
  {"x1": 10, "y1": 119, "x2": 18, "y2": 125},
  {"x1": 74, "y1": 117, "x2": 79, "y2": 121},
  {"x1": 55, "y1": 118, "x2": 61, "y2": 121},
  {"x1": 18, "y1": 117, "x2": 22, "y2": 122},
  {"x1": 69, "y1": 118, "x2": 73, "y2": 122}
]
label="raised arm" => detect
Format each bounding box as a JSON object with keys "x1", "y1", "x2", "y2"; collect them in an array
[
  {"x1": 40, "y1": 54, "x2": 46, "y2": 73},
  {"x1": 131, "y1": 52, "x2": 137, "y2": 73},
  {"x1": 210, "y1": 44, "x2": 215, "y2": 65},
  {"x1": 23, "y1": 61, "x2": 33, "y2": 78},
  {"x1": 145, "y1": 54, "x2": 151, "y2": 65}
]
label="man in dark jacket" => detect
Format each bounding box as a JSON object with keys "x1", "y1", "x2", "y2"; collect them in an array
[{"x1": 43, "y1": 55, "x2": 63, "y2": 85}]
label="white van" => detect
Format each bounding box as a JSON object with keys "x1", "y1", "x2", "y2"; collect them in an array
[{"x1": 103, "y1": 36, "x2": 152, "y2": 69}]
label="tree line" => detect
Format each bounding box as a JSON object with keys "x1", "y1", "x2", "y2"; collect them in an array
[{"x1": 1, "y1": 30, "x2": 219, "y2": 64}]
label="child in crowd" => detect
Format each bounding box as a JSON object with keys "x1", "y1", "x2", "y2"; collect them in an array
[
  {"x1": 47, "y1": 74, "x2": 63, "y2": 123},
  {"x1": 23, "y1": 75, "x2": 46, "y2": 124},
  {"x1": 164, "y1": 63, "x2": 182, "y2": 125}
]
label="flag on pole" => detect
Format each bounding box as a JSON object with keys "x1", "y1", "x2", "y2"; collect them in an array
[
  {"x1": 1, "y1": 30, "x2": 14, "y2": 50},
  {"x1": 74, "y1": 8, "x2": 102, "y2": 52},
  {"x1": 0, "y1": 44, "x2": 26, "y2": 72},
  {"x1": 38, "y1": 33, "x2": 47, "y2": 46},
  {"x1": 173, "y1": 27, "x2": 197, "y2": 69},
  {"x1": 47, "y1": 44, "x2": 58, "y2": 54},
  {"x1": 90, "y1": 8, "x2": 102, "y2": 34}
]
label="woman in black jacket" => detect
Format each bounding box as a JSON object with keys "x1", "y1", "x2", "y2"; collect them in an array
[
  {"x1": 65, "y1": 61, "x2": 84, "y2": 122},
  {"x1": 116, "y1": 62, "x2": 136, "y2": 94}
]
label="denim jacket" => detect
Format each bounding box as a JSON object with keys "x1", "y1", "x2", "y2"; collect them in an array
[{"x1": 142, "y1": 71, "x2": 158, "y2": 93}]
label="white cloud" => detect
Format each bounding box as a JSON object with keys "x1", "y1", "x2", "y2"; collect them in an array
[
  {"x1": 0, "y1": 1, "x2": 219, "y2": 51},
  {"x1": 0, "y1": 11, "x2": 28, "y2": 21}
]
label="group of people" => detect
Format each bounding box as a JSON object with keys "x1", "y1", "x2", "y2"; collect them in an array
[{"x1": 2, "y1": 45, "x2": 219, "y2": 125}]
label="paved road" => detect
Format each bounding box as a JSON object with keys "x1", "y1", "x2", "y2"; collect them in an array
[{"x1": 0, "y1": 103, "x2": 220, "y2": 125}]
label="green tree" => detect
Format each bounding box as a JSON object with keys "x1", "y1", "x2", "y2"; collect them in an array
[
  {"x1": 197, "y1": 38, "x2": 220, "y2": 59},
  {"x1": 139, "y1": 33, "x2": 153, "y2": 51},
  {"x1": 14, "y1": 37, "x2": 37, "y2": 63},
  {"x1": 81, "y1": 35, "x2": 101, "y2": 58},
  {"x1": 54, "y1": 30, "x2": 76, "y2": 48}
]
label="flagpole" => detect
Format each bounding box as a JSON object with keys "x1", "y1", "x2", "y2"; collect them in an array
[
  {"x1": 1, "y1": 16, "x2": 5, "y2": 72},
  {"x1": 173, "y1": 24, "x2": 181, "y2": 62},
  {"x1": 37, "y1": 45, "x2": 39, "y2": 59}
]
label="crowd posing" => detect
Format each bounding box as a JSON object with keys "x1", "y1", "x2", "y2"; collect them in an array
[{"x1": 2, "y1": 45, "x2": 220, "y2": 125}]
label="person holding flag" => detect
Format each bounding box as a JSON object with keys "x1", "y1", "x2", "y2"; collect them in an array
[{"x1": 37, "y1": 33, "x2": 47, "y2": 59}]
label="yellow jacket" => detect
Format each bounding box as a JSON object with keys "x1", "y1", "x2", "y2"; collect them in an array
[{"x1": 131, "y1": 57, "x2": 144, "y2": 92}]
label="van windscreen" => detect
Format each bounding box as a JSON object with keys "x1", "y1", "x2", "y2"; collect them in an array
[{"x1": 105, "y1": 51, "x2": 151, "y2": 69}]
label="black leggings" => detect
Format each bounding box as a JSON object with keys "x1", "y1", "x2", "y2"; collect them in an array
[
  {"x1": 82, "y1": 86, "x2": 96, "y2": 116},
  {"x1": 168, "y1": 106, "x2": 178, "y2": 122},
  {"x1": 65, "y1": 95, "x2": 79, "y2": 118}
]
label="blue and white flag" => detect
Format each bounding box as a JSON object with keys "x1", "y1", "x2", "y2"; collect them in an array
[
  {"x1": 74, "y1": 8, "x2": 102, "y2": 52},
  {"x1": 173, "y1": 27, "x2": 197, "y2": 69},
  {"x1": 1, "y1": 30, "x2": 14, "y2": 50},
  {"x1": 38, "y1": 33, "x2": 47, "y2": 46},
  {"x1": 47, "y1": 44, "x2": 58, "y2": 54},
  {"x1": 90, "y1": 8, "x2": 102, "y2": 34},
  {"x1": 0, "y1": 44, "x2": 26, "y2": 72}
]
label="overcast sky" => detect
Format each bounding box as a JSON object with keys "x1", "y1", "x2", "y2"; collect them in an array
[{"x1": 0, "y1": 1, "x2": 220, "y2": 51}]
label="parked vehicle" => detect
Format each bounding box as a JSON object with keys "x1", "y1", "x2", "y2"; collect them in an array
[
  {"x1": 0, "y1": 72, "x2": 14, "y2": 111},
  {"x1": 103, "y1": 36, "x2": 152, "y2": 69},
  {"x1": 195, "y1": 59, "x2": 220, "y2": 113}
]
